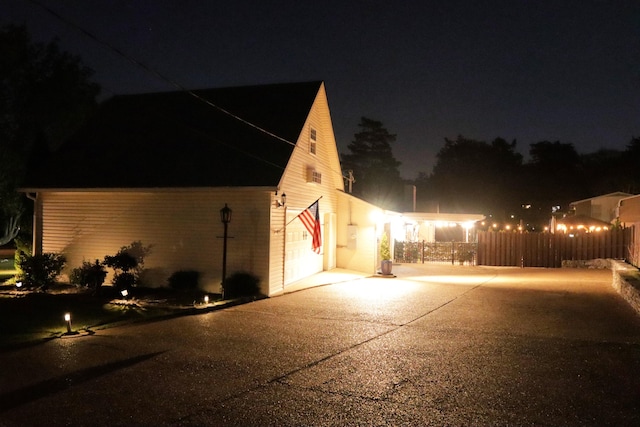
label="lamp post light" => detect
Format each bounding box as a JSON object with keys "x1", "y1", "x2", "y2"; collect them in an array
[{"x1": 220, "y1": 203, "x2": 232, "y2": 299}]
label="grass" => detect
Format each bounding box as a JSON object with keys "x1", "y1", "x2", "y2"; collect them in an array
[{"x1": 0, "y1": 283, "x2": 221, "y2": 349}]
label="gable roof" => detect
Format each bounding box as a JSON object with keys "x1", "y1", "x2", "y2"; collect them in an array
[
  {"x1": 23, "y1": 81, "x2": 323, "y2": 189},
  {"x1": 569, "y1": 192, "x2": 634, "y2": 206}
]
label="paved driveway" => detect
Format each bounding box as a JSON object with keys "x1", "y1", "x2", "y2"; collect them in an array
[{"x1": 1, "y1": 265, "x2": 640, "y2": 426}]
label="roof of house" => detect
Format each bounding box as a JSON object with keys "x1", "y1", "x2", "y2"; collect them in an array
[
  {"x1": 569, "y1": 192, "x2": 634, "y2": 205},
  {"x1": 23, "y1": 81, "x2": 323, "y2": 189},
  {"x1": 556, "y1": 214, "x2": 612, "y2": 227}
]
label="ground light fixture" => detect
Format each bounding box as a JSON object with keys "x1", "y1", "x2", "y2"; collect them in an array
[
  {"x1": 64, "y1": 313, "x2": 72, "y2": 334},
  {"x1": 121, "y1": 289, "x2": 129, "y2": 299},
  {"x1": 204, "y1": 295, "x2": 209, "y2": 304}
]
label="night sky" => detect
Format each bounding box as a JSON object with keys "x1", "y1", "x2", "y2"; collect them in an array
[{"x1": 3, "y1": 0, "x2": 639, "y2": 179}]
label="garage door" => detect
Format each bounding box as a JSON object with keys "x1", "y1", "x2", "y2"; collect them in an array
[{"x1": 284, "y1": 212, "x2": 323, "y2": 285}]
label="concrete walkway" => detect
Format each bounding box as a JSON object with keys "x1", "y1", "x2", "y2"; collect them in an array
[{"x1": 1, "y1": 264, "x2": 640, "y2": 426}]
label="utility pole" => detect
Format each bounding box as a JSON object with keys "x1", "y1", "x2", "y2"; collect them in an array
[{"x1": 347, "y1": 170, "x2": 355, "y2": 194}]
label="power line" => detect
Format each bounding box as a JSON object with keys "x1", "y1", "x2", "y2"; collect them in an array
[{"x1": 28, "y1": 0, "x2": 350, "y2": 183}]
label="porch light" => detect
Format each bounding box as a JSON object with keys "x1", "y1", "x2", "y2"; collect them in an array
[
  {"x1": 275, "y1": 192, "x2": 287, "y2": 208},
  {"x1": 64, "y1": 313, "x2": 72, "y2": 334}
]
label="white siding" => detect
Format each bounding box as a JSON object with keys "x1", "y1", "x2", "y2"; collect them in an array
[
  {"x1": 336, "y1": 192, "x2": 380, "y2": 274},
  {"x1": 619, "y1": 195, "x2": 640, "y2": 224},
  {"x1": 40, "y1": 189, "x2": 272, "y2": 294},
  {"x1": 267, "y1": 83, "x2": 345, "y2": 291}
]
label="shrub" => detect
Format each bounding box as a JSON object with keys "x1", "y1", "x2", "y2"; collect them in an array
[
  {"x1": 17, "y1": 252, "x2": 66, "y2": 290},
  {"x1": 380, "y1": 232, "x2": 391, "y2": 261},
  {"x1": 168, "y1": 270, "x2": 200, "y2": 291},
  {"x1": 70, "y1": 259, "x2": 107, "y2": 294},
  {"x1": 223, "y1": 271, "x2": 261, "y2": 299},
  {"x1": 103, "y1": 241, "x2": 152, "y2": 290}
]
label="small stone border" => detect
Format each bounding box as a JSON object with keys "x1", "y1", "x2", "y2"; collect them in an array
[{"x1": 610, "y1": 259, "x2": 640, "y2": 315}]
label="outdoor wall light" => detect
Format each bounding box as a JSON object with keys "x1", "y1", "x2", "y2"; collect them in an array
[
  {"x1": 275, "y1": 192, "x2": 287, "y2": 208},
  {"x1": 121, "y1": 289, "x2": 128, "y2": 298},
  {"x1": 64, "y1": 313, "x2": 72, "y2": 334}
]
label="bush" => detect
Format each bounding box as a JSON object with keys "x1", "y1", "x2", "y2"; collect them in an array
[
  {"x1": 69, "y1": 259, "x2": 107, "y2": 294},
  {"x1": 103, "y1": 241, "x2": 152, "y2": 290},
  {"x1": 223, "y1": 271, "x2": 261, "y2": 299},
  {"x1": 17, "y1": 252, "x2": 66, "y2": 290},
  {"x1": 380, "y1": 232, "x2": 391, "y2": 261},
  {"x1": 168, "y1": 270, "x2": 200, "y2": 291}
]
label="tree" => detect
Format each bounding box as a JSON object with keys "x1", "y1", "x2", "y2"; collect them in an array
[
  {"x1": 522, "y1": 141, "x2": 587, "y2": 216},
  {"x1": 0, "y1": 24, "x2": 100, "y2": 246},
  {"x1": 340, "y1": 117, "x2": 403, "y2": 209},
  {"x1": 422, "y1": 135, "x2": 523, "y2": 217}
]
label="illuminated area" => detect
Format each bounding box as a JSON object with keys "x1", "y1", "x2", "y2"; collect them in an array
[
  {"x1": 334, "y1": 277, "x2": 420, "y2": 301},
  {"x1": 386, "y1": 212, "x2": 485, "y2": 245},
  {"x1": 554, "y1": 214, "x2": 611, "y2": 235}
]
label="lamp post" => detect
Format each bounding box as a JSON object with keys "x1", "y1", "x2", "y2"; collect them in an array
[{"x1": 220, "y1": 203, "x2": 232, "y2": 299}]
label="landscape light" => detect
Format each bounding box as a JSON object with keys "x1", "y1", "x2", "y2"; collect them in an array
[
  {"x1": 121, "y1": 289, "x2": 128, "y2": 298},
  {"x1": 64, "y1": 313, "x2": 72, "y2": 333},
  {"x1": 16, "y1": 281, "x2": 22, "y2": 289},
  {"x1": 204, "y1": 295, "x2": 209, "y2": 304}
]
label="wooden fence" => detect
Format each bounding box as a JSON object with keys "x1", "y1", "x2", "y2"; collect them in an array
[{"x1": 476, "y1": 229, "x2": 631, "y2": 268}]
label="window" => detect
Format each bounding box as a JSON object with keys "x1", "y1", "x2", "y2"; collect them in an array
[
  {"x1": 309, "y1": 127, "x2": 317, "y2": 155},
  {"x1": 307, "y1": 167, "x2": 322, "y2": 184}
]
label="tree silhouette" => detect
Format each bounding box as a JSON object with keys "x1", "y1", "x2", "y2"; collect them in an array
[
  {"x1": 0, "y1": 24, "x2": 100, "y2": 246},
  {"x1": 420, "y1": 135, "x2": 522, "y2": 217},
  {"x1": 341, "y1": 117, "x2": 403, "y2": 210}
]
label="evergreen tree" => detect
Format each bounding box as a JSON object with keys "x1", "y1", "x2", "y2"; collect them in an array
[{"x1": 341, "y1": 117, "x2": 403, "y2": 209}]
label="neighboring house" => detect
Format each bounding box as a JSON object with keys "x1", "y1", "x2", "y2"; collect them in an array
[
  {"x1": 20, "y1": 81, "x2": 380, "y2": 296},
  {"x1": 569, "y1": 192, "x2": 633, "y2": 224},
  {"x1": 618, "y1": 194, "x2": 640, "y2": 267},
  {"x1": 618, "y1": 194, "x2": 640, "y2": 226}
]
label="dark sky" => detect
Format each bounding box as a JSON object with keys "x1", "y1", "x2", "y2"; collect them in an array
[{"x1": 3, "y1": 0, "x2": 639, "y2": 179}]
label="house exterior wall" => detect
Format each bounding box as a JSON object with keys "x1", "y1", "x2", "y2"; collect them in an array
[
  {"x1": 269, "y1": 83, "x2": 346, "y2": 294},
  {"x1": 30, "y1": 82, "x2": 380, "y2": 297},
  {"x1": 336, "y1": 192, "x2": 380, "y2": 274},
  {"x1": 38, "y1": 188, "x2": 273, "y2": 294},
  {"x1": 572, "y1": 193, "x2": 633, "y2": 223},
  {"x1": 619, "y1": 195, "x2": 640, "y2": 225}
]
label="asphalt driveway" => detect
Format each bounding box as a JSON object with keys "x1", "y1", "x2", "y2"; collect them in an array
[{"x1": 1, "y1": 265, "x2": 640, "y2": 426}]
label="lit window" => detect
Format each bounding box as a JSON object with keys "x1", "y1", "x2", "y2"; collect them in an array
[{"x1": 309, "y1": 127, "x2": 317, "y2": 155}]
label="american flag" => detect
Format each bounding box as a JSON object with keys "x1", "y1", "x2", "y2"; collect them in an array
[{"x1": 299, "y1": 200, "x2": 322, "y2": 253}]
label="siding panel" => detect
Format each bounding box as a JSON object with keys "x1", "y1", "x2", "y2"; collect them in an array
[{"x1": 41, "y1": 190, "x2": 272, "y2": 293}]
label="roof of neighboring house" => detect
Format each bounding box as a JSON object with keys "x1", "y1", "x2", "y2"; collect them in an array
[
  {"x1": 569, "y1": 192, "x2": 634, "y2": 205},
  {"x1": 23, "y1": 81, "x2": 323, "y2": 189},
  {"x1": 556, "y1": 214, "x2": 612, "y2": 227}
]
